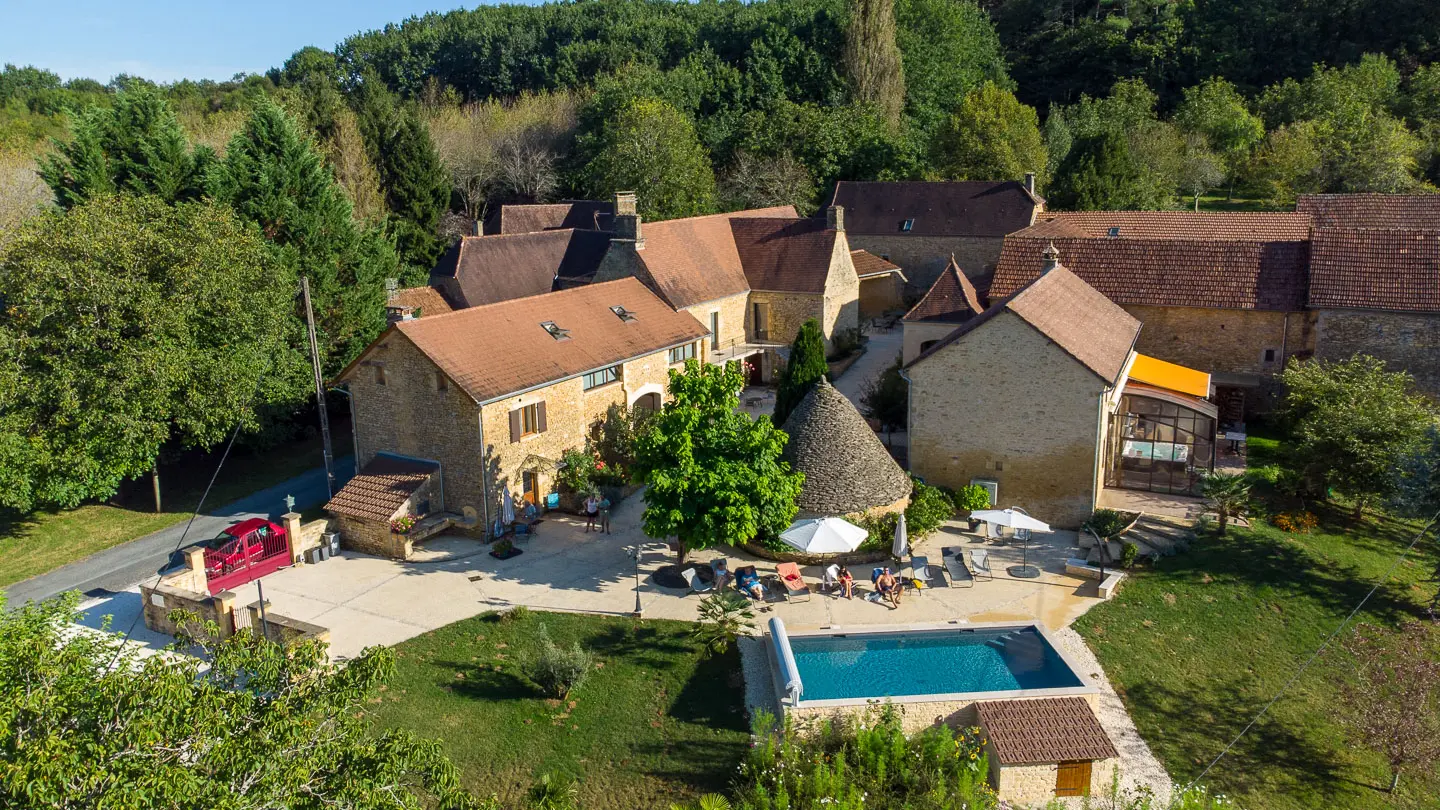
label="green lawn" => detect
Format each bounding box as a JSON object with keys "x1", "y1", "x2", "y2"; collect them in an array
[
  {"x1": 1075, "y1": 434, "x2": 1439, "y2": 809},
  {"x1": 0, "y1": 424, "x2": 349, "y2": 588},
  {"x1": 1193, "y1": 193, "x2": 1283, "y2": 212},
  {"x1": 369, "y1": 610, "x2": 751, "y2": 810}
]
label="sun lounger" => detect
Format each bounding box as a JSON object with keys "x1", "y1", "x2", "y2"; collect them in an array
[
  {"x1": 910, "y1": 555, "x2": 941, "y2": 591},
  {"x1": 941, "y1": 547, "x2": 974, "y2": 587},
  {"x1": 970, "y1": 548, "x2": 993, "y2": 581},
  {"x1": 682, "y1": 567, "x2": 713, "y2": 594},
  {"x1": 776, "y1": 562, "x2": 811, "y2": 602}
]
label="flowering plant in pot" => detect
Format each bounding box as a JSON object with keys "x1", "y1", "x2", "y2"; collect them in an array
[{"x1": 389, "y1": 514, "x2": 418, "y2": 534}]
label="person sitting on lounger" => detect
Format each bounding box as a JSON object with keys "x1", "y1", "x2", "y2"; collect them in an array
[
  {"x1": 735, "y1": 566, "x2": 765, "y2": 600},
  {"x1": 837, "y1": 565, "x2": 854, "y2": 599},
  {"x1": 876, "y1": 567, "x2": 902, "y2": 608},
  {"x1": 713, "y1": 560, "x2": 731, "y2": 591}
]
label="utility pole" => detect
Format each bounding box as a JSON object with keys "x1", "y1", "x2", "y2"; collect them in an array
[{"x1": 301, "y1": 277, "x2": 336, "y2": 499}]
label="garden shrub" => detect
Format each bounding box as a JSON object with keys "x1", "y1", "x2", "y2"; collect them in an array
[
  {"x1": 557, "y1": 447, "x2": 598, "y2": 494},
  {"x1": 1272, "y1": 510, "x2": 1319, "y2": 533},
  {"x1": 827, "y1": 326, "x2": 867, "y2": 361},
  {"x1": 524, "y1": 624, "x2": 591, "y2": 699},
  {"x1": 953, "y1": 483, "x2": 992, "y2": 512},
  {"x1": 734, "y1": 705, "x2": 995, "y2": 810},
  {"x1": 904, "y1": 478, "x2": 955, "y2": 538},
  {"x1": 693, "y1": 590, "x2": 756, "y2": 657},
  {"x1": 1120, "y1": 541, "x2": 1139, "y2": 568},
  {"x1": 1084, "y1": 507, "x2": 1132, "y2": 539}
]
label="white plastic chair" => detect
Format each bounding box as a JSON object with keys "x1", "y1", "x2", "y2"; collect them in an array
[{"x1": 683, "y1": 567, "x2": 713, "y2": 594}]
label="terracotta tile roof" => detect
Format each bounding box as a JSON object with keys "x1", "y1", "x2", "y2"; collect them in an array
[
  {"x1": 730, "y1": 217, "x2": 841, "y2": 294},
  {"x1": 1297, "y1": 193, "x2": 1440, "y2": 229},
  {"x1": 367, "y1": 278, "x2": 709, "y2": 404},
  {"x1": 850, "y1": 249, "x2": 904, "y2": 279},
  {"x1": 993, "y1": 237, "x2": 1310, "y2": 311},
  {"x1": 482, "y1": 200, "x2": 613, "y2": 235},
  {"x1": 634, "y1": 206, "x2": 799, "y2": 308},
  {"x1": 910, "y1": 264, "x2": 1140, "y2": 384},
  {"x1": 325, "y1": 455, "x2": 438, "y2": 522},
  {"x1": 388, "y1": 286, "x2": 455, "y2": 317},
  {"x1": 902, "y1": 257, "x2": 983, "y2": 324},
  {"x1": 830, "y1": 181, "x2": 1040, "y2": 237},
  {"x1": 976, "y1": 697, "x2": 1118, "y2": 765},
  {"x1": 1309, "y1": 228, "x2": 1440, "y2": 313},
  {"x1": 431, "y1": 229, "x2": 613, "y2": 309},
  {"x1": 1023, "y1": 211, "x2": 1312, "y2": 241}
]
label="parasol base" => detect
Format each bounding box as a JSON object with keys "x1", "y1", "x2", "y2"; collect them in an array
[{"x1": 1007, "y1": 565, "x2": 1042, "y2": 579}]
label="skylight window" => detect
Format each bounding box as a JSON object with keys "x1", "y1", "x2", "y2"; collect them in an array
[
  {"x1": 610, "y1": 305, "x2": 637, "y2": 322},
  {"x1": 900, "y1": 218, "x2": 915, "y2": 232},
  {"x1": 1107, "y1": 226, "x2": 1121, "y2": 237},
  {"x1": 540, "y1": 321, "x2": 571, "y2": 341}
]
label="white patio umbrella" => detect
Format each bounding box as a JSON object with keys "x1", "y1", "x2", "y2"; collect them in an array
[
  {"x1": 501, "y1": 489, "x2": 516, "y2": 525},
  {"x1": 779, "y1": 517, "x2": 868, "y2": 554},
  {"x1": 891, "y1": 513, "x2": 908, "y2": 559},
  {"x1": 971, "y1": 509, "x2": 1050, "y2": 578},
  {"x1": 969, "y1": 509, "x2": 1051, "y2": 533}
]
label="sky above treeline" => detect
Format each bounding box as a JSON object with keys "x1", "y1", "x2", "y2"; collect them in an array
[{"x1": 1, "y1": 0, "x2": 520, "y2": 83}]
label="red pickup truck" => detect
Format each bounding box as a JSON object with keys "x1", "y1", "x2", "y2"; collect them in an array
[{"x1": 203, "y1": 518, "x2": 287, "y2": 575}]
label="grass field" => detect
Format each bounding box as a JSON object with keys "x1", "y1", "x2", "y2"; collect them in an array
[
  {"x1": 0, "y1": 423, "x2": 349, "y2": 587},
  {"x1": 1075, "y1": 432, "x2": 1439, "y2": 809},
  {"x1": 370, "y1": 610, "x2": 751, "y2": 810},
  {"x1": 1193, "y1": 193, "x2": 1281, "y2": 212}
]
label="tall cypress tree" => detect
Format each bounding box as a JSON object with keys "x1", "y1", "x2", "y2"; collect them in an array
[
  {"x1": 40, "y1": 87, "x2": 208, "y2": 208},
  {"x1": 774, "y1": 319, "x2": 829, "y2": 427},
  {"x1": 1047, "y1": 131, "x2": 1147, "y2": 211},
  {"x1": 208, "y1": 99, "x2": 396, "y2": 374},
  {"x1": 844, "y1": 0, "x2": 906, "y2": 131},
  {"x1": 380, "y1": 111, "x2": 451, "y2": 272}
]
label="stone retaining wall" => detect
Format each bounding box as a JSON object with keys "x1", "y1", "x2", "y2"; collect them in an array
[{"x1": 141, "y1": 579, "x2": 238, "y2": 640}]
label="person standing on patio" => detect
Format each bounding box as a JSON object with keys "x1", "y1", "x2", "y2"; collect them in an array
[
  {"x1": 584, "y1": 493, "x2": 600, "y2": 532},
  {"x1": 599, "y1": 496, "x2": 612, "y2": 534}
]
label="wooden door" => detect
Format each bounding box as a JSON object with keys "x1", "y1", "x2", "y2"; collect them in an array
[
  {"x1": 1055, "y1": 761, "x2": 1091, "y2": 797},
  {"x1": 522, "y1": 471, "x2": 539, "y2": 505}
]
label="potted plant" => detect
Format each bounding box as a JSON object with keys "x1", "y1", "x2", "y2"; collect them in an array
[
  {"x1": 954, "y1": 485, "x2": 992, "y2": 531},
  {"x1": 490, "y1": 537, "x2": 522, "y2": 560},
  {"x1": 389, "y1": 514, "x2": 418, "y2": 535}
]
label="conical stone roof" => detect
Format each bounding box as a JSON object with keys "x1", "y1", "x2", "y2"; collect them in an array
[{"x1": 780, "y1": 378, "x2": 912, "y2": 516}]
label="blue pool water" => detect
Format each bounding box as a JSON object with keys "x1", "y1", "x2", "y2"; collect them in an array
[{"x1": 787, "y1": 626, "x2": 1084, "y2": 702}]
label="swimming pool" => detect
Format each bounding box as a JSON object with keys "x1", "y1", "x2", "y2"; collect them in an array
[{"x1": 769, "y1": 621, "x2": 1092, "y2": 706}]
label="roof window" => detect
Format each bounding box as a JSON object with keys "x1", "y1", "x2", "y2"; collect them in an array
[
  {"x1": 900, "y1": 218, "x2": 915, "y2": 232},
  {"x1": 540, "y1": 321, "x2": 571, "y2": 341},
  {"x1": 610, "y1": 305, "x2": 637, "y2": 322},
  {"x1": 1107, "y1": 226, "x2": 1121, "y2": 237}
]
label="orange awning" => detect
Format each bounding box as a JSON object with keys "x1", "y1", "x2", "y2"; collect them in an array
[{"x1": 1127, "y1": 353, "x2": 1211, "y2": 399}]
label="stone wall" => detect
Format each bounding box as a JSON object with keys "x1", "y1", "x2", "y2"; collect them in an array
[
  {"x1": 1315, "y1": 308, "x2": 1440, "y2": 399},
  {"x1": 846, "y1": 235, "x2": 1007, "y2": 298},
  {"x1": 243, "y1": 601, "x2": 331, "y2": 646},
  {"x1": 749, "y1": 290, "x2": 824, "y2": 346},
  {"x1": 346, "y1": 334, "x2": 485, "y2": 520},
  {"x1": 1122, "y1": 304, "x2": 1314, "y2": 379},
  {"x1": 988, "y1": 756, "x2": 1119, "y2": 806},
  {"x1": 901, "y1": 321, "x2": 961, "y2": 365},
  {"x1": 822, "y1": 237, "x2": 862, "y2": 341},
  {"x1": 686, "y1": 292, "x2": 749, "y2": 360},
  {"x1": 786, "y1": 692, "x2": 1100, "y2": 736},
  {"x1": 335, "y1": 513, "x2": 412, "y2": 559},
  {"x1": 141, "y1": 579, "x2": 237, "y2": 639},
  {"x1": 859, "y1": 274, "x2": 905, "y2": 319},
  {"x1": 908, "y1": 311, "x2": 1108, "y2": 528}
]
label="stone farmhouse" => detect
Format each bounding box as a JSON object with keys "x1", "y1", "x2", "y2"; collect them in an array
[
  {"x1": 331, "y1": 278, "x2": 710, "y2": 547},
  {"x1": 907, "y1": 247, "x2": 1218, "y2": 526},
  {"x1": 830, "y1": 178, "x2": 1045, "y2": 297}
]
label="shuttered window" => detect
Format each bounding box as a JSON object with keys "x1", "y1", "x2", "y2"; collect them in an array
[
  {"x1": 508, "y1": 401, "x2": 547, "y2": 442},
  {"x1": 1055, "y1": 761, "x2": 1091, "y2": 797}
]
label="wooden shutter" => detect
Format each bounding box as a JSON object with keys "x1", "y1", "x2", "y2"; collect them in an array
[
  {"x1": 536, "y1": 401, "x2": 548, "y2": 433},
  {"x1": 509, "y1": 409, "x2": 522, "y2": 443},
  {"x1": 1055, "y1": 761, "x2": 1091, "y2": 797}
]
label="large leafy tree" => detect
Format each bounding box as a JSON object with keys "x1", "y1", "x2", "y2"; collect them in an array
[
  {"x1": 1279, "y1": 355, "x2": 1434, "y2": 516},
  {"x1": 632, "y1": 361, "x2": 803, "y2": 564},
  {"x1": 208, "y1": 99, "x2": 396, "y2": 375},
  {"x1": 1046, "y1": 131, "x2": 1148, "y2": 210},
  {"x1": 930, "y1": 82, "x2": 1046, "y2": 183},
  {"x1": 39, "y1": 86, "x2": 210, "y2": 208},
  {"x1": 773, "y1": 319, "x2": 829, "y2": 428},
  {"x1": 1174, "y1": 77, "x2": 1265, "y2": 182},
  {"x1": 843, "y1": 0, "x2": 906, "y2": 131},
  {"x1": 0, "y1": 195, "x2": 302, "y2": 512},
  {"x1": 0, "y1": 592, "x2": 483, "y2": 809},
  {"x1": 582, "y1": 98, "x2": 716, "y2": 221},
  {"x1": 895, "y1": 0, "x2": 1009, "y2": 134}
]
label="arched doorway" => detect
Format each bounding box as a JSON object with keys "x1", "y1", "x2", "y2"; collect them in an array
[{"x1": 634, "y1": 392, "x2": 661, "y2": 415}]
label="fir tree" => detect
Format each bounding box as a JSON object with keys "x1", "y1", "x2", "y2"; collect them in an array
[
  {"x1": 1047, "y1": 131, "x2": 1147, "y2": 210},
  {"x1": 39, "y1": 87, "x2": 208, "y2": 208},
  {"x1": 208, "y1": 99, "x2": 396, "y2": 375},
  {"x1": 379, "y1": 110, "x2": 451, "y2": 271},
  {"x1": 774, "y1": 319, "x2": 829, "y2": 427}
]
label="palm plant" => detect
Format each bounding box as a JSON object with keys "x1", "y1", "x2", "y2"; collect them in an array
[
  {"x1": 669, "y1": 795, "x2": 732, "y2": 810},
  {"x1": 692, "y1": 591, "x2": 756, "y2": 657},
  {"x1": 1201, "y1": 472, "x2": 1251, "y2": 535}
]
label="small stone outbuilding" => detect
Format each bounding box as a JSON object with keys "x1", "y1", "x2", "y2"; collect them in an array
[
  {"x1": 975, "y1": 697, "x2": 1119, "y2": 804},
  {"x1": 781, "y1": 378, "x2": 911, "y2": 520},
  {"x1": 325, "y1": 455, "x2": 440, "y2": 560}
]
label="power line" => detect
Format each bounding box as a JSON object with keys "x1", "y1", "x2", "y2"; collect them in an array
[{"x1": 1176, "y1": 508, "x2": 1440, "y2": 802}]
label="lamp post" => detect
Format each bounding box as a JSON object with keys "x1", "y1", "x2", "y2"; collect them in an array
[{"x1": 630, "y1": 541, "x2": 643, "y2": 617}]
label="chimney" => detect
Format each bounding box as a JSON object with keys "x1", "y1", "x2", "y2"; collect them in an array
[
  {"x1": 1023, "y1": 172, "x2": 1036, "y2": 196},
  {"x1": 1041, "y1": 242, "x2": 1060, "y2": 274},
  {"x1": 612, "y1": 191, "x2": 644, "y2": 250},
  {"x1": 384, "y1": 278, "x2": 399, "y2": 299},
  {"x1": 826, "y1": 204, "x2": 845, "y2": 232}
]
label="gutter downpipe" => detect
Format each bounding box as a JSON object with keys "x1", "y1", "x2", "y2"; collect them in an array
[
  {"x1": 477, "y1": 411, "x2": 493, "y2": 538},
  {"x1": 898, "y1": 367, "x2": 913, "y2": 471}
]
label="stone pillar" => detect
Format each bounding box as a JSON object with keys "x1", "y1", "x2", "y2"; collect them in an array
[
  {"x1": 283, "y1": 511, "x2": 304, "y2": 563},
  {"x1": 213, "y1": 590, "x2": 238, "y2": 638},
  {"x1": 826, "y1": 204, "x2": 844, "y2": 232}
]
